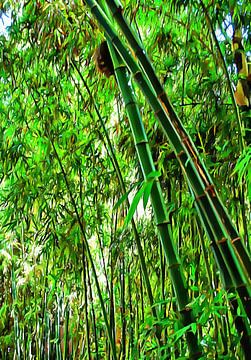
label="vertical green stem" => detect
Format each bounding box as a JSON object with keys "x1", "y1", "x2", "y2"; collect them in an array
[{"x1": 109, "y1": 43, "x2": 201, "y2": 358}]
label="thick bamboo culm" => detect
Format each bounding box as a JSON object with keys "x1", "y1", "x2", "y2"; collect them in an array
[{"x1": 85, "y1": 0, "x2": 251, "y2": 323}]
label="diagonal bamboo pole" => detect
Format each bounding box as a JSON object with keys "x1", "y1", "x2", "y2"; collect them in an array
[
  {"x1": 104, "y1": 0, "x2": 250, "y2": 281},
  {"x1": 189, "y1": 184, "x2": 251, "y2": 355},
  {"x1": 85, "y1": 0, "x2": 251, "y2": 324}
]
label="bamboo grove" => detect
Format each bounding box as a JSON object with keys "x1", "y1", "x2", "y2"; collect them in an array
[{"x1": 0, "y1": 0, "x2": 250, "y2": 359}]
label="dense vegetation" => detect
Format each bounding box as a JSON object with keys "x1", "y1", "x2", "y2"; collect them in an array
[{"x1": 0, "y1": 0, "x2": 250, "y2": 359}]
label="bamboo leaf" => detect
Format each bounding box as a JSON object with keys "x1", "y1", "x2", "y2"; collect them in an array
[
  {"x1": 172, "y1": 324, "x2": 191, "y2": 343},
  {"x1": 143, "y1": 170, "x2": 161, "y2": 209},
  {"x1": 113, "y1": 182, "x2": 139, "y2": 211},
  {"x1": 146, "y1": 170, "x2": 161, "y2": 180},
  {"x1": 143, "y1": 180, "x2": 154, "y2": 210},
  {"x1": 124, "y1": 182, "x2": 147, "y2": 227}
]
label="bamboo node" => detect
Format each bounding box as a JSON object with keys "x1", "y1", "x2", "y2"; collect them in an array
[
  {"x1": 195, "y1": 192, "x2": 206, "y2": 200},
  {"x1": 205, "y1": 184, "x2": 216, "y2": 197},
  {"x1": 180, "y1": 307, "x2": 192, "y2": 314},
  {"x1": 181, "y1": 135, "x2": 189, "y2": 145},
  {"x1": 217, "y1": 237, "x2": 227, "y2": 244},
  {"x1": 182, "y1": 135, "x2": 197, "y2": 158},
  {"x1": 231, "y1": 237, "x2": 241, "y2": 244},
  {"x1": 157, "y1": 91, "x2": 165, "y2": 101},
  {"x1": 156, "y1": 221, "x2": 171, "y2": 228},
  {"x1": 177, "y1": 149, "x2": 185, "y2": 158}
]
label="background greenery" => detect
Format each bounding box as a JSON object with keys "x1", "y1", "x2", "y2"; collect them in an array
[{"x1": 0, "y1": 0, "x2": 250, "y2": 359}]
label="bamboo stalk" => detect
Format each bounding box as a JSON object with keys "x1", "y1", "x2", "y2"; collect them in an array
[
  {"x1": 28, "y1": 84, "x2": 118, "y2": 360},
  {"x1": 52, "y1": 139, "x2": 118, "y2": 360},
  {"x1": 104, "y1": 0, "x2": 251, "y2": 280},
  {"x1": 120, "y1": 257, "x2": 126, "y2": 360},
  {"x1": 71, "y1": 64, "x2": 161, "y2": 329},
  {"x1": 194, "y1": 193, "x2": 251, "y2": 355},
  {"x1": 82, "y1": 246, "x2": 92, "y2": 360},
  {"x1": 85, "y1": 0, "x2": 251, "y2": 325},
  {"x1": 108, "y1": 42, "x2": 201, "y2": 358},
  {"x1": 87, "y1": 259, "x2": 99, "y2": 359}
]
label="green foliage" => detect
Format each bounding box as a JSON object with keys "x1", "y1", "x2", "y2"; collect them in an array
[
  {"x1": 115, "y1": 170, "x2": 161, "y2": 227},
  {"x1": 234, "y1": 148, "x2": 251, "y2": 200},
  {"x1": 0, "y1": 0, "x2": 250, "y2": 359}
]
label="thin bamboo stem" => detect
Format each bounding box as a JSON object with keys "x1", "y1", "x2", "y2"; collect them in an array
[{"x1": 71, "y1": 63, "x2": 160, "y2": 323}]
